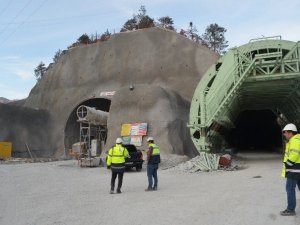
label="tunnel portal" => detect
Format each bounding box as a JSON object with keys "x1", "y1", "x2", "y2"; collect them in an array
[
  {"x1": 64, "y1": 98, "x2": 111, "y2": 151},
  {"x1": 189, "y1": 37, "x2": 300, "y2": 152},
  {"x1": 228, "y1": 110, "x2": 282, "y2": 153}
]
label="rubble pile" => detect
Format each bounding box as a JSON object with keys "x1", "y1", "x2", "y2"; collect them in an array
[{"x1": 168, "y1": 153, "x2": 240, "y2": 173}]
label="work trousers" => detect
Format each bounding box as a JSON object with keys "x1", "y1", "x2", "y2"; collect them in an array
[
  {"x1": 286, "y1": 177, "x2": 300, "y2": 212},
  {"x1": 147, "y1": 164, "x2": 158, "y2": 189},
  {"x1": 111, "y1": 171, "x2": 124, "y2": 191}
]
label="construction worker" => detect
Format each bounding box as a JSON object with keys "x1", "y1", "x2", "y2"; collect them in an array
[
  {"x1": 145, "y1": 137, "x2": 160, "y2": 191},
  {"x1": 280, "y1": 123, "x2": 300, "y2": 216},
  {"x1": 106, "y1": 137, "x2": 129, "y2": 194}
]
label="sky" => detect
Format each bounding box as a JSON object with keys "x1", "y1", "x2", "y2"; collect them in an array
[{"x1": 0, "y1": 0, "x2": 299, "y2": 100}]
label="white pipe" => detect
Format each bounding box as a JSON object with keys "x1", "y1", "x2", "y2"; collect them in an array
[{"x1": 77, "y1": 105, "x2": 108, "y2": 125}]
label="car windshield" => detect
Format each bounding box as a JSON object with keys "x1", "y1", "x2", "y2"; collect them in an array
[{"x1": 123, "y1": 144, "x2": 137, "y2": 152}]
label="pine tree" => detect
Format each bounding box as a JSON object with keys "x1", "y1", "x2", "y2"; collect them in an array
[
  {"x1": 158, "y1": 16, "x2": 174, "y2": 30},
  {"x1": 53, "y1": 49, "x2": 62, "y2": 63},
  {"x1": 202, "y1": 23, "x2": 228, "y2": 54},
  {"x1": 121, "y1": 18, "x2": 138, "y2": 31},
  {"x1": 100, "y1": 29, "x2": 111, "y2": 41},
  {"x1": 77, "y1": 33, "x2": 91, "y2": 44},
  {"x1": 121, "y1": 5, "x2": 154, "y2": 31},
  {"x1": 34, "y1": 62, "x2": 47, "y2": 81}
]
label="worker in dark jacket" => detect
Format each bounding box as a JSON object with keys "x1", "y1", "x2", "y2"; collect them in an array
[
  {"x1": 280, "y1": 124, "x2": 300, "y2": 216},
  {"x1": 145, "y1": 137, "x2": 160, "y2": 191},
  {"x1": 107, "y1": 137, "x2": 129, "y2": 194}
]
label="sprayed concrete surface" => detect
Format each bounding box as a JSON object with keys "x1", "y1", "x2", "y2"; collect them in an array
[
  {"x1": 1, "y1": 153, "x2": 299, "y2": 225},
  {"x1": 1, "y1": 27, "x2": 218, "y2": 157},
  {"x1": 0, "y1": 103, "x2": 53, "y2": 157}
]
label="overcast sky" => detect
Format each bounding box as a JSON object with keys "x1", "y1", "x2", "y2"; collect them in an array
[{"x1": 0, "y1": 0, "x2": 299, "y2": 99}]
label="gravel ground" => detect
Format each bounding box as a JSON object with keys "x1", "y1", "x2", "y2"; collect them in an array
[{"x1": 0, "y1": 153, "x2": 300, "y2": 225}]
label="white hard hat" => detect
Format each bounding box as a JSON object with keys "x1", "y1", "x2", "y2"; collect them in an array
[
  {"x1": 282, "y1": 123, "x2": 298, "y2": 132},
  {"x1": 147, "y1": 137, "x2": 154, "y2": 142},
  {"x1": 116, "y1": 138, "x2": 123, "y2": 144}
]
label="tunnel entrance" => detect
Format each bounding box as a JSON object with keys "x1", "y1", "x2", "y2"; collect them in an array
[
  {"x1": 64, "y1": 98, "x2": 111, "y2": 151},
  {"x1": 228, "y1": 110, "x2": 283, "y2": 153},
  {"x1": 189, "y1": 39, "x2": 300, "y2": 153}
]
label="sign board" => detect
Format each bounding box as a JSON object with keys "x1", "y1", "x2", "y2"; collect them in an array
[
  {"x1": 121, "y1": 124, "x2": 131, "y2": 136},
  {"x1": 122, "y1": 136, "x2": 131, "y2": 145},
  {"x1": 130, "y1": 123, "x2": 148, "y2": 136},
  {"x1": 130, "y1": 136, "x2": 143, "y2": 146},
  {"x1": 100, "y1": 91, "x2": 115, "y2": 97},
  {"x1": 120, "y1": 123, "x2": 148, "y2": 147}
]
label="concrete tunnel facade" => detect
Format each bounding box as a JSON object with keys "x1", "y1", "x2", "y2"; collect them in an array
[{"x1": 0, "y1": 27, "x2": 219, "y2": 158}]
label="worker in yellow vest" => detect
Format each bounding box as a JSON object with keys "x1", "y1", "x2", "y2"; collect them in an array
[
  {"x1": 107, "y1": 138, "x2": 129, "y2": 194},
  {"x1": 145, "y1": 137, "x2": 160, "y2": 191},
  {"x1": 280, "y1": 123, "x2": 300, "y2": 216}
]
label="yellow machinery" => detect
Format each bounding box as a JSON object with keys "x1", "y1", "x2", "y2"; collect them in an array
[{"x1": 0, "y1": 142, "x2": 12, "y2": 159}]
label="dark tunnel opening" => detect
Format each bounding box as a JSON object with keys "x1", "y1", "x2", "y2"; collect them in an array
[
  {"x1": 228, "y1": 110, "x2": 283, "y2": 153},
  {"x1": 64, "y1": 98, "x2": 111, "y2": 151}
]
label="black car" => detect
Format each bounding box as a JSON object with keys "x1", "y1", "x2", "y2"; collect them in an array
[{"x1": 123, "y1": 144, "x2": 144, "y2": 171}]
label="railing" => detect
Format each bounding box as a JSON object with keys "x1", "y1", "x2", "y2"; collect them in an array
[
  {"x1": 206, "y1": 55, "x2": 256, "y2": 126},
  {"x1": 205, "y1": 44, "x2": 287, "y2": 127}
]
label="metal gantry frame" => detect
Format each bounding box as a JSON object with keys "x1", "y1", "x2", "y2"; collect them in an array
[
  {"x1": 77, "y1": 105, "x2": 108, "y2": 159},
  {"x1": 189, "y1": 37, "x2": 300, "y2": 152},
  {"x1": 79, "y1": 122, "x2": 107, "y2": 158}
]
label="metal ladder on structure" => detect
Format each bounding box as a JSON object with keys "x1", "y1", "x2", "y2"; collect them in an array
[{"x1": 79, "y1": 122, "x2": 91, "y2": 158}]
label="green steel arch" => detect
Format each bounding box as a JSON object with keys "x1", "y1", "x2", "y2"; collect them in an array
[{"x1": 189, "y1": 36, "x2": 300, "y2": 152}]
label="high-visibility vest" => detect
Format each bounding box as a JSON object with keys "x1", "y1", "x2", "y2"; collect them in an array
[
  {"x1": 281, "y1": 134, "x2": 300, "y2": 178},
  {"x1": 107, "y1": 144, "x2": 129, "y2": 169},
  {"x1": 148, "y1": 143, "x2": 160, "y2": 164}
]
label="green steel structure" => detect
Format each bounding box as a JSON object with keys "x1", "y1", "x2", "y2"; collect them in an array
[{"x1": 189, "y1": 37, "x2": 300, "y2": 152}]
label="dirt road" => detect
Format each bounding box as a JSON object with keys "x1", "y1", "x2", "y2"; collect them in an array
[{"x1": 0, "y1": 153, "x2": 299, "y2": 225}]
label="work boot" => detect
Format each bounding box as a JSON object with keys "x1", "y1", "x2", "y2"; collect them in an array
[
  {"x1": 280, "y1": 209, "x2": 295, "y2": 216},
  {"x1": 109, "y1": 190, "x2": 114, "y2": 194}
]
